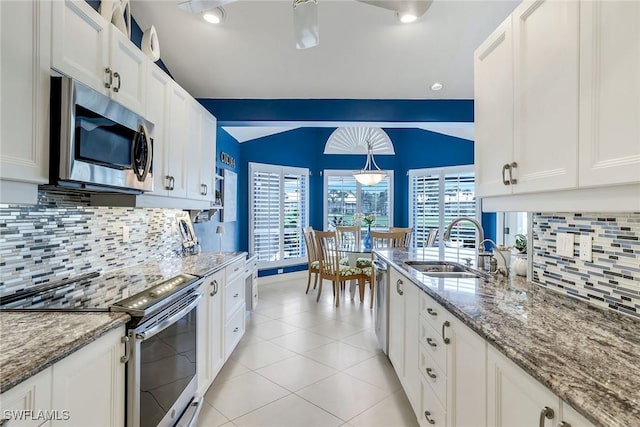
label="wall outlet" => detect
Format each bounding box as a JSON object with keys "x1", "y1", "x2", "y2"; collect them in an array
[
  {"x1": 556, "y1": 233, "x2": 574, "y2": 257},
  {"x1": 122, "y1": 225, "x2": 130, "y2": 243},
  {"x1": 277, "y1": 268, "x2": 284, "y2": 274},
  {"x1": 579, "y1": 235, "x2": 592, "y2": 262}
]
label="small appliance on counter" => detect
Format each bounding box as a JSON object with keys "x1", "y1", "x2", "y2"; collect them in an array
[{"x1": 176, "y1": 211, "x2": 200, "y2": 255}]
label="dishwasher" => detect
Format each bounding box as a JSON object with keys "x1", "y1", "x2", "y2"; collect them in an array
[{"x1": 373, "y1": 256, "x2": 389, "y2": 355}]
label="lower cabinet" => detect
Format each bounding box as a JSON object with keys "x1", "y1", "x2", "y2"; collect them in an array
[
  {"x1": 487, "y1": 343, "x2": 594, "y2": 427},
  {"x1": 224, "y1": 258, "x2": 246, "y2": 359},
  {"x1": 197, "y1": 269, "x2": 225, "y2": 396},
  {"x1": 1, "y1": 327, "x2": 126, "y2": 427}
]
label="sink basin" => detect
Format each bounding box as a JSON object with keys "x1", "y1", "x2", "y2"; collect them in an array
[{"x1": 404, "y1": 261, "x2": 488, "y2": 279}]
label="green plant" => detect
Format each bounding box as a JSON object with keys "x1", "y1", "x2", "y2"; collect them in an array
[{"x1": 514, "y1": 234, "x2": 527, "y2": 254}]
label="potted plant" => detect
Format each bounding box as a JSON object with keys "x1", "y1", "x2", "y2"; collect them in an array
[{"x1": 512, "y1": 233, "x2": 528, "y2": 276}]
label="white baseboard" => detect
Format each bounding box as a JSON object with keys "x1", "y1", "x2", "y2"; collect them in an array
[{"x1": 258, "y1": 270, "x2": 307, "y2": 286}]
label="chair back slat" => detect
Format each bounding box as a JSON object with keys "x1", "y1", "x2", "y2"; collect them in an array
[
  {"x1": 302, "y1": 227, "x2": 318, "y2": 266},
  {"x1": 336, "y1": 226, "x2": 361, "y2": 248},
  {"x1": 389, "y1": 227, "x2": 413, "y2": 248},
  {"x1": 370, "y1": 231, "x2": 406, "y2": 249},
  {"x1": 314, "y1": 230, "x2": 340, "y2": 275}
]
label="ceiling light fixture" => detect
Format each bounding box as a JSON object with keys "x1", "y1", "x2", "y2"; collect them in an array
[
  {"x1": 397, "y1": 12, "x2": 418, "y2": 23},
  {"x1": 431, "y1": 82, "x2": 443, "y2": 91},
  {"x1": 353, "y1": 140, "x2": 387, "y2": 186},
  {"x1": 202, "y1": 7, "x2": 225, "y2": 24}
]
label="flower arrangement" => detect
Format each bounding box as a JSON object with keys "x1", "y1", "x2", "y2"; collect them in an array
[
  {"x1": 514, "y1": 233, "x2": 527, "y2": 254},
  {"x1": 352, "y1": 212, "x2": 364, "y2": 226},
  {"x1": 362, "y1": 214, "x2": 376, "y2": 226}
]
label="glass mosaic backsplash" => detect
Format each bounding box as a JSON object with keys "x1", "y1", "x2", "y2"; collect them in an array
[
  {"x1": 532, "y1": 212, "x2": 640, "y2": 318},
  {"x1": 0, "y1": 189, "x2": 183, "y2": 296}
]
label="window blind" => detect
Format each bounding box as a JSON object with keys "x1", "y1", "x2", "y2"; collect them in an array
[{"x1": 249, "y1": 163, "x2": 309, "y2": 267}]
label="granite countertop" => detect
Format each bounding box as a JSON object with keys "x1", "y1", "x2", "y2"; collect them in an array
[
  {"x1": 375, "y1": 248, "x2": 640, "y2": 427},
  {"x1": 0, "y1": 311, "x2": 130, "y2": 393},
  {"x1": 0, "y1": 251, "x2": 248, "y2": 394}
]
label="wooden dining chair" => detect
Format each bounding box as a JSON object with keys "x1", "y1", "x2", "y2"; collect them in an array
[
  {"x1": 302, "y1": 227, "x2": 320, "y2": 294},
  {"x1": 389, "y1": 227, "x2": 413, "y2": 248},
  {"x1": 336, "y1": 226, "x2": 361, "y2": 248},
  {"x1": 370, "y1": 231, "x2": 406, "y2": 249},
  {"x1": 314, "y1": 230, "x2": 367, "y2": 307}
]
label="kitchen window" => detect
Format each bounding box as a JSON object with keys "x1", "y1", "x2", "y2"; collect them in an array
[
  {"x1": 249, "y1": 162, "x2": 309, "y2": 268},
  {"x1": 409, "y1": 166, "x2": 476, "y2": 248},
  {"x1": 323, "y1": 170, "x2": 394, "y2": 230}
]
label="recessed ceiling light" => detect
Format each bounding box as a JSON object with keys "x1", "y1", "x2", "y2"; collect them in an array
[
  {"x1": 431, "y1": 82, "x2": 443, "y2": 91},
  {"x1": 397, "y1": 12, "x2": 418, "y2": 24},
  {"x1": 203, "y1": 7, "x2": 225, "y2": 24}
]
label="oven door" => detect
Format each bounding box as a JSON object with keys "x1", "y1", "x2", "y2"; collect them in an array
[{"x1": 127, "y1": 292, "x2": 202, "y2": 427}]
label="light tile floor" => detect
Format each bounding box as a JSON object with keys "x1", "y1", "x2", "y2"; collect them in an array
[{"x1": 198, "y1": 277, "x2": 418, "y2": 427}]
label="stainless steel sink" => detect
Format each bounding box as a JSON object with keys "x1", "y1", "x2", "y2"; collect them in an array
[{"x1": 404, "y1": 261, "x2": 488, "y2": 279}]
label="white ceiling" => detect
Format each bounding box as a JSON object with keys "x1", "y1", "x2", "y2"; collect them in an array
[{"x1": 131, "y1": 0, "x2": 519, "y2": 100}]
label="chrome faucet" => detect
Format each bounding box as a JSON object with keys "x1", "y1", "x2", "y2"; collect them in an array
[
  {"x1": 479, "y1": 238, "x2": 510, "y2": 278},
  {"x1": 443, "y1": 216, "x2": 485, "y2": 268}
]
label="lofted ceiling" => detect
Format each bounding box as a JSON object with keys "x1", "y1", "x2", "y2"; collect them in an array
[{"x1": 130, "y1": 0, "x2": 519, "y2": 100}]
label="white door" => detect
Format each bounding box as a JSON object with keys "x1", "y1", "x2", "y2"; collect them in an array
[
  {"x1": 512, "y1": 0, "x2": 579, "y2": 194},
  {"x1": 474, "y1": 16, "x2": 514, "y2": 197},
  {"x1": 166, "y1": 83, "x2": 189, "y2": 198},
  {"x1": 403, "y1": 281, "x2": 420, "y2": 410},
  {"x1": 0, "y1": 0, "x2": 50, "y2": 184},
  {"x1": 108, "y1": 29, "x2": 147, "y2": 115},
  {"x1": 579, "y1": 0, "x2": 640, "y2": 187},
  {"x1": 146, "y1": 64, "x2": 171, "y2": 196},
  {"x1": 197, "y1": 271, "x2": 225, "y2": 395},
  {"x1": 0, "y1": 368, "x2": 53, "y2": 427},
  {"x1": 487, "y1": 346, "x2": 559, "y2": 427},
  {"x1": 51, "y1": 0, "x2": 109, "y2": 94},
  {"x1": 186, "y1": 102, "x2": 204, "y2": 200},
  {"x1": 200, "y1": 111, "x2": 217, "y2": 203},
  {"x1": 561, "y1": 400, "x2": 596, "y2": 427},
  {"x1": 388, "y1": 268, "x2": 405, "y2": 378}
]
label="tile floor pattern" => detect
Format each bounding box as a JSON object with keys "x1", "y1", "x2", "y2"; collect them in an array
[{"x1": 198, "y1": 278, "x2": 419, "y2": 427}]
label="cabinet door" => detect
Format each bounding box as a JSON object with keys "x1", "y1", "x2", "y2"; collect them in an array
[
  {"x1": 51, "y1": 327, "x2": 125, "y2": 427},
  {"x1": 473, "y1": 16, "x2": 514, "y2": 197},
  {"x1": 51, "y1": 0, "x2": 109, "y2": 94},
  {"x1": 166, "y1": 84, "x2": 189, "y2": 198},
  {"x1": 447, "y1": 316, "x2": 486, "y2": 427},
  {"x1": 108, "y1": 28, "x2": 146, "y2": 115},
  {"x1": 512, "y1": 0, "x2": 579, "y2": 194},
  {"x1": 200, "y1": 111, "x2": 217, "y2": 203},
  {"x1": 146, "y1": 64, "x2": 171, "y2": 196},
  {"x1": 403, "y1": 281, "x2": 420, "y2": 410},
  {"x1": 186, "y1": 101, "x2": 204, "y2": 200},
  {"x1": 197, "y1": 270, "x2": 225, "y2": 396},
  {"x1": 561, "y1": 400, "x2": 596, "y2": 427},
  {"x1": 388, "y1": 268, "x2": 405, "y2": 378},
  {"x1": 0, "y1": 368, "x2": 53, "y2": 427},
  {"x1": 487, "y1": 345, "x2": 559, "y2": 427},
  {"x1": 579, "y1": 0, "x2": 640, "y2": 187},
  {"x1": 0, "y1": 0, "x2": 50, "y2": 185}
]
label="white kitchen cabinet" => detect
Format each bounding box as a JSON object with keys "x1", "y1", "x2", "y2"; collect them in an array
[
  {"x1": 51, "y1": 327, "x2": 125, "y2": 427},
  {"x1": 0, "y1": 0, "x2": 51, "y2": 203},
  {"x1": 186, "y1": 101, "x2": 204, "y2": 201},
  {"x1": 51, "y1": 0, "x2": 146, "y2": 115},
  {"x1": 145, "y1": 63, "x2": 172, "y2": 197},
  {"x1": 473, "y1": 16, "x2": 513, "y2": 198},
  {"x1": 165, "y1": 83, "x2": 190, "y2": 198},
  {"x1": 197, "y1": 269, "x2": 225, "y2": 396},
  {"x1": 0, "y1": 368, "x2": 53, "y2": 427},
  {"x1": 186, "y1": 103, "x2": 217, "y2": 202},
  {"x1": 200, "y1": 111, "x2": 217, "y2": 204},
  {"x1": 487, "y1": 345, "x2": 594, "y2": 427},
  {"x1": 388, "y1": 267, "x2": 406, "y2": 380},
  {"x1": 224, "y1": 258, "x2": 246, "y2": 358},
  {"x1": 578, "y1": 0, "x2": 640, "y2": 187}
]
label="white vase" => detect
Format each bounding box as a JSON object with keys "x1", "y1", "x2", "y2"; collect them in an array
[{"x1": 512, "y1": 255, "x2": 528, "y2": 277}]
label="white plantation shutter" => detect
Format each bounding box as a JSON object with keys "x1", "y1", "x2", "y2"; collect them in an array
[
  {"x1": 249, "y1": 163, "x2": 309, "y2": 267},
  {"x1": 409, "y1": 166, "x2": 476, "y2": 248}
]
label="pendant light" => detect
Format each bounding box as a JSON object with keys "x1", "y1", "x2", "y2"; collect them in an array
[{"x1": 353, "y1": 140, "x2": 386, "y2": 186}]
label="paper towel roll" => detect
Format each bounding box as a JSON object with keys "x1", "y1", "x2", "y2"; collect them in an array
[{"x1": 141, "y1": 25, "x2": 161, "y2": 62}]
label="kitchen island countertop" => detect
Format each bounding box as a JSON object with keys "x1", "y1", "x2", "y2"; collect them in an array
[{"x1": 375, "y1": 248, "x2": 640, "y2": 427}]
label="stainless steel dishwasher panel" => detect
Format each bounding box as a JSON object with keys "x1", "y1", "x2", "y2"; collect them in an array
[{"x1": 373, "y1": 258, "x2": 389, "y2": 355}]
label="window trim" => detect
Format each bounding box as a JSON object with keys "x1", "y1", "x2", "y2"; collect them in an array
[
  {"x1": 248, "y1": 162, "x2": 309, "y2": 269},
  {"x1": 322, "y1": 169, "x2": 394, "y2": 230}
]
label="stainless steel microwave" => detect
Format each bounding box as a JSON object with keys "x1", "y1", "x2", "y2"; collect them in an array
[{"x1": 50, "y1": 77, "x2": 154, "y2": 193}]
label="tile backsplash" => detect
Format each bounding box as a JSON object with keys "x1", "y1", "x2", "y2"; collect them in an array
[
  {"x1": 532, "y1": 212, "x2": 640, "y2": 318},
  {"x1": 0, "y1": 189, "x2": 183, "y2": 296}
]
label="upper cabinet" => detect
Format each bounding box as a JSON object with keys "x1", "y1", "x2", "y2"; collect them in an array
[
  {"x1": 0, "y1": 0, "x2": 51, "y2": 202},
  {"x1": 52, "y1": 0, "x2": 146, "y2": 115},
  {"x1": 475, "y1": 0, "x2": 640, "y2": 208},
  {"x1": 578, "y1": 0, "x2": 640, "y2": 187}
]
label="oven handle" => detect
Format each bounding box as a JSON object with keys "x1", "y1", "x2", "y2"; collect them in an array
[
  {"x1": 135, "y1": 293, "x2": 202, "y2": 341},
  {"x1": 372, "y1": 260, "x2": 387, "y2": 272},
  {"x1": 175, "y1": 396, "x2": 204, "y2": 427}
]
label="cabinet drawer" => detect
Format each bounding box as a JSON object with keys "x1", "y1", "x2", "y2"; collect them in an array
[
  {"x1": 419, "y1": 376, "x2": 447, "y2": 427},
  {"x1": 225, "y1": 276, "x2": 245, "y2": 317},
  {"x1": 419, "y1": 343, "x2": 446, "y2": 407},
  {"x1": 420, "y1": 292, "x2": 444, "y2": 332},
  {"x1": 226, "y1": 258, "x2": 245, "y2": 283},
  {"x1": 224, "y1": 304, "x2": 245, "y2": 359},
  {"x1": 419, "y1": 316, "x2": 447, "y2": 373}
]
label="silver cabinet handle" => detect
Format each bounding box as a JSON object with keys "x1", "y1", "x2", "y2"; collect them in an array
[
  {"x1": 424, "y1": 411, "x2": 435, "y2": 425},
  {"x1": 508, "y1": 161, "x2": 518, "y2": 184},
  {"x1": 502, "y1": 163, "x2": 511, "y2": 185},
  {"x1": 233, "y1": 327, "x2": 239, "y2": 332},
  {"x1": 234, "y1": 293, "x2": 239, "y2": 298},
  {"x1": 210, "y1": 279, "x2": 218, "y2": 296},
  {"x1": 113, "y1": 71, "x2": 121, "y2": 92},
  {"x1": 539, "y1": 407, "x2": 555, "y2": 427},
  {"x1": 105, "y1": 67, "x2": 113, "y2": 88},
  {"x1": 120, "y1": 335, "x2": 131, "y2": 363},
  {"x1": 0, "y1": 418, "x2": 10, "y2": 426},
  {"x1": 396, "y1": 279, "x2": 404, "y2": 296},
  {"x1": 201, "y1": 184, "x2": 207, "y2": 195},
  {"x1": 427, "y1": 308, "x2": 437, "y2": 317},
  {"x1": 204, "y1": 184, "x2": 208, "y2": 195},
  {"x1": 442, "y1": 320, "x2": 450, "y2": 344},
  {"x1": 558, "y1": 422, "x2": 572, "y2": 427},
  {"x1": 426, "y1": 338, "x2": 437, "y2": 347},
  {"x1": 425, "y1": 367, "x2": 437, "y2": 379},
  {"x1": 165, "y1": 175, "x2": 176, "y2": 191}
]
